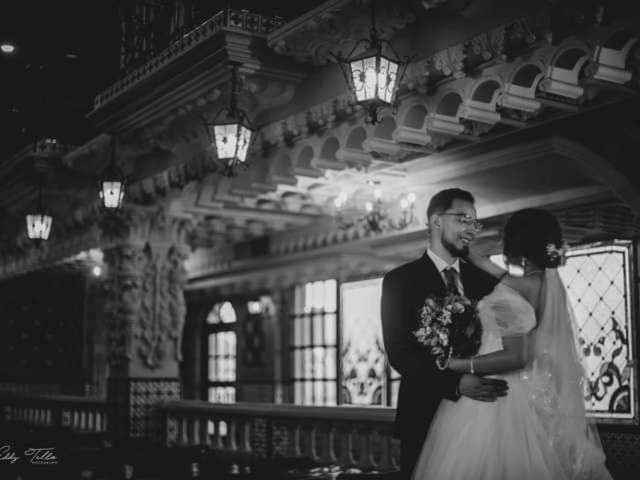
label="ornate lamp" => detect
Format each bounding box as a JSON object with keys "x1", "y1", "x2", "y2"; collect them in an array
[
  {"x1": 203, "y1": 62, "x2": 254, "y2": 176},
  {"x1": 330, "y1": 0, "x2": 412, "y2": 124},
  {"x1": 98, "y1": 136, "x2": 126, "y2": 209},
  {"x1": 26, "y1": 184, "x2": 52, "y2": 240},
  {"x1": 334, "y1": 182, "x2": 416, "y2": 233}
]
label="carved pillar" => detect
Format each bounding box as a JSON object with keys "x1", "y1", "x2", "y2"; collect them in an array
[{"x1": 102, "y1": 207, "x2": 192, "y2": 442}]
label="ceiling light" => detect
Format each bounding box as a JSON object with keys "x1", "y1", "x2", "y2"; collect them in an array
[
  {"x1": 26, "y1": 184, "x2": 52, "y2": 241},
  {"x1": 202, "y1": 61, "x2": 255, "y2": 177},
  {"x1": 334, "y1": 182, "x2": 416, "y2": 233},
  {"x1": 330, "y1": 0, "x2": 412, "y2": 124},
  {"x1": 98, "y1": 135, "x2": 126, "y2": 209}
]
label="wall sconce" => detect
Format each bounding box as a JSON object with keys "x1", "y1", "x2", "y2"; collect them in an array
[{"x1": 334, "y1": 182, "x2": 416, "y2": 233}]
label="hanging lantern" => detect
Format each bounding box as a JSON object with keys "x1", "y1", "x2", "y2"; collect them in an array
[
  {"x1": 98, "y1": 136, "x2": 126, "y2": 209},
  {"x1": 26, "y1": 184, "x2": 52, "y2": 240},
  {"x1": 210, "y1": 118, "x2": 253, "y2": 165},
  {"x1": 348, "y1": 50, "x2": 400, "y2": 106},
  {"x1": 204, "y1": 62, "x2": 254, "y2": 176},
  {"x1": 26, "y1": 213, "x2": 53, "y2": 240},
  {"x1": 331, "y1": 0, "x2": 412, "y2": 124}
]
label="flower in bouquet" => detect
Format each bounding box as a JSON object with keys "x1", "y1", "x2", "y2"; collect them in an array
[{"x1": 413, "y1": 293, "x2": 482, "y2": 370}]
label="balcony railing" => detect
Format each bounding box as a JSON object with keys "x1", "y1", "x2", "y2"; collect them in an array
[
  {"x1": 158, "y1": 401, "x2": 399, "y2": 472},
  {"x1": 94, "y1": 9, "x2": 285, "y2": 110},
  {"x1": 1, "y1": 393, "x2": 107, "y2": 434}
]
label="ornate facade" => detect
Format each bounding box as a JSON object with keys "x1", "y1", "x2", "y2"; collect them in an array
[{"x1": 1, "y1": 0, "x2": 640, "y2": 476}]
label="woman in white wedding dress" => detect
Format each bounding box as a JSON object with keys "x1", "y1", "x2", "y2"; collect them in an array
[{"x1": 413, "y1": 208, "x2": 612, "y2": 480}]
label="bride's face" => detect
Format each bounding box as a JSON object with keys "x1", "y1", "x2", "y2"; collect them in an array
[{"x1": 438, "y1": 199, "x2": 478, "y2": 257}]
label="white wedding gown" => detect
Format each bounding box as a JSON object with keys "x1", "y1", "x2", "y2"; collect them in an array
[{"x1": 413, "y1": 270, "x2": 612, "y2": 480}]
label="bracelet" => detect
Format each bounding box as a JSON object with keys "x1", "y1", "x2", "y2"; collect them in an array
[{"x1": 470, "y1": 357, "x2": 475, "y2": 375}]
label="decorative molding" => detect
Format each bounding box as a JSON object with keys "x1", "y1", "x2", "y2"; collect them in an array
[
  {"x1": 103, "y1": 234, "x2": 188, "y2": 370},
  {"x1": 92, "y1": 9, "x2": 284, "y2": 110},
  {"x1": 267, "y1": 0, "x2": 417, "y2": 65},
  {"x1": 431, "y1": 44, "x2": 467, "y2": 79}
]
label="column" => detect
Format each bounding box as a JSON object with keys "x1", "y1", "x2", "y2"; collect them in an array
[{"x1": 101, "y1": 207, "x2": 192, "y2": 442}]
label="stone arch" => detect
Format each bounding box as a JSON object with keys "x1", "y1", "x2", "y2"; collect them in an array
[
  {"x1": 399, "y1": 103, "x2": 428, "y2": 129},
  {"x1": 372, "y1": 116, "x2": 397, "y2": 139},
  {"x1": 469, "y1": 78, "x2": 503, "y2": 105},
  {"x1": 250, "y1": 155, "x2": 270, "y2": 182},
  {"x1": 345, "y1": 127, "x2": 367, "y2": 150},
  {"x1": 547, "y1": 41, "x2": 591, "y2": 73},
  {"x1": 319, "y1": 136, "x2": 340, "y2": 160},
  {"x1": 295, "y1": 145, "x2": 315, "y2": 169},
  {"x1": 588, "y1": 30, "x2": 639, "y2": 84},
  {"x1": 272, "y1": 152, "x2": 293, "y2": 176},
  {"x1": 435, "y1": 92, "x2": 464, "y2": 118},
  {"x1": 509, "y1": 62, "x2": 545, "y2": 89}
]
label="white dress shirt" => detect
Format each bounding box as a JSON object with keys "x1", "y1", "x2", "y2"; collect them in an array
[{"x1": 427, "y1": 248, "x2": 464, "y2": 295}]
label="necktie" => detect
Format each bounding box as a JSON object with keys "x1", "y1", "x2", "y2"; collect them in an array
[{"x1": 443, "y1": 267, "x2": 462, "y2": 296}]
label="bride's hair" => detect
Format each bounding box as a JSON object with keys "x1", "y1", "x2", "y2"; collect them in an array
[{"x1": 503, "y1": 208, "x2": 564, "y2": 268}]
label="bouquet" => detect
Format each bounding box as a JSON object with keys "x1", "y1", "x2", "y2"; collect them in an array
[{"x1": 413, "y1": 293, "x2": 483, "y2": 370}]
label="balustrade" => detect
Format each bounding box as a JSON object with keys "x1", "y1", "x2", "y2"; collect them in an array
[
  {"x1": 158, "y1": 401, "x2": 400, "y2": 472},
  {"x1": 1, "y1": 393, "x2": 107, "y2": 434}
]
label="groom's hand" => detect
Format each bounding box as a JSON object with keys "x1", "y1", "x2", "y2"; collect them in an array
[{"x1": 458, "y1": 374, "x2": 508, "y2": 401}]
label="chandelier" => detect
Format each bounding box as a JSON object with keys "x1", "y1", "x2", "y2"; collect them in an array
[
  {"x1": 26, "y1": 183, "x2": 52, "y2": 240},
  {"x1": 333, "y1": 182, "x2": 416, "y2": 233},
  {"x1": 330, "y1": 0, "x2": 412, "y2": 125},
  {"x1": 98, "y1": 135, "x2": 126, "y2": 209},
  {"x1": 203, "y1": 61, "x2": 254, "y2": 176}
]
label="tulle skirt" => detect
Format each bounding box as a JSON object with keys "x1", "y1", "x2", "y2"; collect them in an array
[{"x1": 412, "y1": 373, "x2": 612, "y2": 480}]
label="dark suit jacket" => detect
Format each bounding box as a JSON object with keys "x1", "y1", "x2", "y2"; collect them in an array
[{"x1": 381, "y1": 251, "x2": 498, "y2": 438}]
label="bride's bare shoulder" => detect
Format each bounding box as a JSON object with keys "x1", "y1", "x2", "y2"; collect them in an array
[{"x1": 502, "y1": 273, "x2": 544, "y2": 309}]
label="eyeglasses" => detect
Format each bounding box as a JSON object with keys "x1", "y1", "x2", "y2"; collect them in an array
[{"x1": 438, "y1": 212, "x2": 483, "y2": 232}]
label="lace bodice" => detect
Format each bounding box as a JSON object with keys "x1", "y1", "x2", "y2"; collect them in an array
[{"x1": 476, "y1": 283, "x2": 537, "y2": 355}]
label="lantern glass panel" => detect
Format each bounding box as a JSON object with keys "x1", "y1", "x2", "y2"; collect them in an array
[
  {"x1": 235, "y1": 124, "x2": 252, "y2": 163},
  {"x1": 378, "y1": 56, "x2": 399, "y2": 103}
]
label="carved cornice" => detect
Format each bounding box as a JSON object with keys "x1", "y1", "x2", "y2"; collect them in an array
[
  {"x1": 268, "y1": 0, "x2": 418, "y2": 65},
  {"x1": 92, "y1": 9, "x2": 285, "y2": 110}
]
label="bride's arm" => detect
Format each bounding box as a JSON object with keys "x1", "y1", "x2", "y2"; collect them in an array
[
  {"x1": 466, "y1": 250, "x2": 540, "y2": 306},
  {"x1": 447, "y1": 334, "x2": 532, "y2": 375},
  {"x1": 466, "y1": 249, "x2": 508, "y2": 279}
]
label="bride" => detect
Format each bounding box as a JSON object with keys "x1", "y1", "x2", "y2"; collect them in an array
[{"x1": 413, "y1": 208, "x2": 613, "y2": 480}]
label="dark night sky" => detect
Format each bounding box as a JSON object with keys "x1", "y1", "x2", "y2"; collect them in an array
[{"x1": 0, "y1": 1, "x2": 325, "y2": 158}]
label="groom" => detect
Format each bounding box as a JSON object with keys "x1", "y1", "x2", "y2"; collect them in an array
[{"x1": 381, "y1": 188, "x2": 508, "y2": 478}]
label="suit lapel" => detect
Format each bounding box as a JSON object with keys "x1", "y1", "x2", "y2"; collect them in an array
[
  {"x1": 419, "y1": 252, "x2": 448, "y2": 297},
  {"x1": 460, "y1": 260, "x2": 481, "y2": 299}
]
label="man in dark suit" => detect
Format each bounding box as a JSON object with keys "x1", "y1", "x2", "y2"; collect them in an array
[{"x1": 381, "y1": 188, "x2": 509, "y2": 479}]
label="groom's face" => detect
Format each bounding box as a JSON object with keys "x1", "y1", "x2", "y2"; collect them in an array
[{"x1": 437, "y1": 199, "x2": 478, "y2": 257}]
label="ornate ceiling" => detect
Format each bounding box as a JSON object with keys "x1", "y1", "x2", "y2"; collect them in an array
[{"x1": 1, "y1": 0, "x2": 639, "y2": 284}]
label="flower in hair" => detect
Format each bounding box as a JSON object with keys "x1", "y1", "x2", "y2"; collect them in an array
[{"x1": 546, "y1": 242, "x2": 568, "y2": 266}]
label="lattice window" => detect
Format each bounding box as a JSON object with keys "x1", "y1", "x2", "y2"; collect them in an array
[
  {"x1": 494, "y1": 241, "x2": 637, "y2": 423},
  {"x1": 560, "y1": 241, "x2": 636, "y2": 423},
  {"x1": 340, "y1": 278, "x2": 400, "y2": 407},
  {"x1": 206, "y1": 301, "x2": 237, "y2": 403},
  {"x1": 291, "y1": 279, "x2": 338, "y2": 405}
]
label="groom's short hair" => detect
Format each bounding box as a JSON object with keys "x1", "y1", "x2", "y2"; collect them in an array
[{"x1": 427, "y1": 188, "x2": 475, "y2": 218}]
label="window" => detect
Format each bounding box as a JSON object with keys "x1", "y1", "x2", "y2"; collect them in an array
[
  {"x1": 560, "y1": 241, "x2": 636, "y2": 423},
  {"x1": 340, "y1": 278, "x2": 400, "y2": 406},
  {"x1": 494, "y1": 241, "x2": 637, "y2": 423},
  {"x1": 291, "y1": 279, "x2": 338, "y2": 405},
  {"x1": 290, "y1": 277, "x2": 400, "y2": 407},
  {"x1": 205, "y1": 301, "x2": 237, "y2": 403}
]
